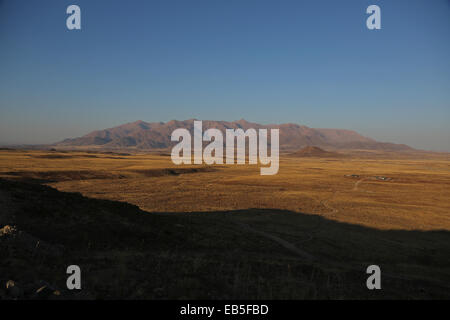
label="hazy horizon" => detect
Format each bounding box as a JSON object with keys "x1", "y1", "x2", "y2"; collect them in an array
[{"x1": 1, "y1": 0, "x2": 449, "y2": 151}]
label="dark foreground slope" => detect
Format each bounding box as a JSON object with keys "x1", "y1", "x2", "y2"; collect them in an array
[{"x1": 1, "y1": 178, "x2": 449, "y2": 299}]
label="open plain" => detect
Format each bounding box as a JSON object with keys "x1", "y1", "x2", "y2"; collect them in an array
[{"x1": 1, "y1": 149, "x2": 449, "y2": 299}]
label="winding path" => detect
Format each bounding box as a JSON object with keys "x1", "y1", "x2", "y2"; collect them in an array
[{"x1": 233, "y1": 220, "x2": 316, "y2": 262}]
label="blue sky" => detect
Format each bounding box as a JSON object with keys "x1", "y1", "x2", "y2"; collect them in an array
[{"x1": 0, "y1": 0, "x2": 449, "y2": 151}]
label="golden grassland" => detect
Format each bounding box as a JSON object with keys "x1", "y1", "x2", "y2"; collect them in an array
[
  {"x1": 1, "y1": 149, "x2": 450, "y2": 299},
  {"x1": 1, "y1": 149, "x2": 449, "y2": 231}
]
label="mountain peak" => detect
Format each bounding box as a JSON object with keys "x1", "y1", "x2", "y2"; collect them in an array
[{"x1": 54, "y1": 119, "x2": 413, "y2": 152}]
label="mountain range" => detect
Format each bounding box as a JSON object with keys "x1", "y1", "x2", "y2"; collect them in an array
[{"x1": 55, "y1": 119, "x2": 413, "y2": 152}]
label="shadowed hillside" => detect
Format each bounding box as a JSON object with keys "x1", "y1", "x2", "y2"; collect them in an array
[{"x1": 1, "y1": 178, "x2": 449, "y2": 300}]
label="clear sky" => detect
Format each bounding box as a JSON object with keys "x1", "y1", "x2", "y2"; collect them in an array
[{"x1": 0, "y1": 0, "x2": 449, "y2": 151}]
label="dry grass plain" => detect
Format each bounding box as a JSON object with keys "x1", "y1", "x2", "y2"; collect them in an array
[
  {"x1": 1, "y1": 149, "x2": 449, "y2": 230},
  {"x1": 1, "y1": 149, "x2": 450, "y2": 299}
]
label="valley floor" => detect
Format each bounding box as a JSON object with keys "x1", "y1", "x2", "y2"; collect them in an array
[{"x1": 0, "y1": 149, "x2": 449, "y2": 299}]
